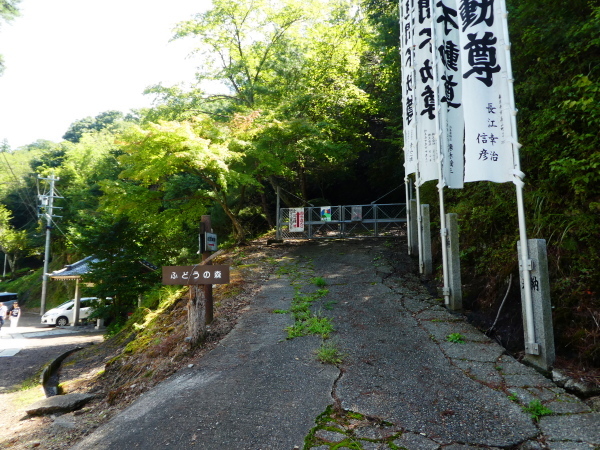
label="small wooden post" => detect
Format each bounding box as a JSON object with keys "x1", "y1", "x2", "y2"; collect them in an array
[
  {"x1": 72, "y1": 278, "x2": 81, "y2": 326},
  {"x1": 187, "y1": 286, "x2": 206, "y2": 344}
]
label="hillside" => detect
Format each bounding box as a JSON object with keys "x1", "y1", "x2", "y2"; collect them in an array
[{"x1": 0, "y1": 240, "x2": 287, "y2": 449}]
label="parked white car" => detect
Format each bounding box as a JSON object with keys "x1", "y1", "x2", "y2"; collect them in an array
[{"x1": 41, "y1": 297, "x2": 100, "y2": 326}]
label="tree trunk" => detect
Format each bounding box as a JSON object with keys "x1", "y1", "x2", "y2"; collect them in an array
[
  {"x1": 187, "y1": 286, "x2": 207, "y2": 345},
  {"x1": 221, "y1": 203, "x2": 245, "y2": 244},
  {"x1": 299, "y1": 166, "x2": 308, "y2": 204},
  {"x1": 261, "y1": 191, "x2": 274, "y2": 228},
  {"x1": 7, "y1": 254, "x2": 16, "y2": 277}
]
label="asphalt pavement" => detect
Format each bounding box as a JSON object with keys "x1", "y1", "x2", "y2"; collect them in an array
[
  {"x1": 0, "y1": 312, "x2": 104, "y2": 392},
  {"x1": 72, "y1": 239, "x2": 600, "y2": 449}
]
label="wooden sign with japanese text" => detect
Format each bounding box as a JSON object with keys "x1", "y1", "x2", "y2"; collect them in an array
[{"x1": 162, "y1": 265, "x2": 230, "y2": 285}]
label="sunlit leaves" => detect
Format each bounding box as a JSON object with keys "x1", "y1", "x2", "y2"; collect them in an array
[{"x1": 102, "y1": 116, "x2": 258, "y2": 243}]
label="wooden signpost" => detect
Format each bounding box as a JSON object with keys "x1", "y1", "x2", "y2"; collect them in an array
[
  {"x1": 162, "y1": 265, "x2": 230, "y2": 285},
  {"x1": 161, "y1": 215, "x2": 228, "y2": 344}
]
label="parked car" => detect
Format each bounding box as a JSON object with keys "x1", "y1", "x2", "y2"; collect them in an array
[
  {"x1": 41, "y1": 297, "x2": 101, "y2": 326},
  {"x1": 0, "y1": 292, "x2": 18, "y2": 305}
]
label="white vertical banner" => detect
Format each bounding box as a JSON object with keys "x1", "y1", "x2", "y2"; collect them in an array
[
  {"x1": 434, "y1": 0, "x2": 464, "y2": 189},
  {"x1": 459, "y1": 0, "x2": 514, "y2": 183},
  {"x1": 400, "y1": 0, "x2": 417, "y2": 176},
  {"x1": 414, "y1": 0, "x2": 439, "y2": 185}
]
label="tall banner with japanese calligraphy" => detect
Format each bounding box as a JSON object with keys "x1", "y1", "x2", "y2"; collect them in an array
[
  {"x1": 401, "y1": 0, "x2": 417, "y2": 176},
  {"x1": 435, "y1": 0, "x2": 464, "y2": 189},
  {"x1": 459, "y1": 0, "x2": 515, "y2": 183},
  {"x1": 414, "y1": 0, "x2": 439, "y2": 185}
]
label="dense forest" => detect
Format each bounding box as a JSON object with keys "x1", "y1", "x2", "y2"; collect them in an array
[{"x1": 0, "y1": 0, "x2": 598, "y2": 368}]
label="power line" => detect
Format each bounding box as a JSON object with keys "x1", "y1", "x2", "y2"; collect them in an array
[{"x1": 0, "y1": 152, "x2": 39, "y2": 221}]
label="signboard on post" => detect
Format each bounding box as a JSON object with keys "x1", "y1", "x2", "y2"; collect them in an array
[
  {"x1": 203, "y1": 233, "x2": 218, "y2": 252},
  {"x1": 162, "y1": 265, "x2": 230, "y2": 285}
]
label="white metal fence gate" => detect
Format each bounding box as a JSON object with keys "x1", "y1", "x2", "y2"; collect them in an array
[{"x1": 276, "y1": 204, "x2": 406, "y2": 239}]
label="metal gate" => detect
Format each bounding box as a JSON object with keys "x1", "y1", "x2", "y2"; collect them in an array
[{"x1": 276, "y1": 204, "x2": 406, "y2": 239}]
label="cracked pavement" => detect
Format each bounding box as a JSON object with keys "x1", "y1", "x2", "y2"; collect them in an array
[{"x1": 71, "y1": 239, "x2": 600, "y2": 449}]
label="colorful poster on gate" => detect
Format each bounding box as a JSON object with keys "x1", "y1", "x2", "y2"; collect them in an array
[
  {"x1": 320, "y1": 207, "x2": 332, "y2": 222},
  {"x1": 459, "y1": 0, "x2": 515, "y2": 183},
  {"x1": 289, "y1": 208, "x2": 304, "y2": 232}
]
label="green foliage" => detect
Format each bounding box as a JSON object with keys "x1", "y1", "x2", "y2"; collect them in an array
[
  {"x1": 446, "y1": 333, "x2": 465, "y2": 344},
  {"x1": 316, "y1": 340, "x2": 343, "y2": 364},
  {"x1": 0, "y1": 0, "x2": 598, "y2": 369},
  {"x1": 311, "y1": 276, "x2": 327, "y2": 287},
  {"x1": 0, "y1": 204, "x2": 29, "y2": 274},
  {"x1": 303, "y1": 405, "x2": 402, "y2": 449},
  {"x1": 104, "y1": 317, "x2": 127, "y2": 339},
  {"x1": 62, "y1": 110, "x2": 126, "y2": 143},
  {"x1": 286, "y1": 314, "x2": 334, "y2": 339},
  {"x1": 522, "y1": 400, "x2": 553, "y2": 421},
  {"x1": 449, "y1": 0, "x2": 600, "y2": 365},
  {"x1": 102, "y1": 117, "x2": 257, "y2": 243},
  {"x1": 0, "y1": 0, "x2": 20, "y2": 75},
  {"x1": 71, "y1": 214, "x2": 161, "y2": 321}
]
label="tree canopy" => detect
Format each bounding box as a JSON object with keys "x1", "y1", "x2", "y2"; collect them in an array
[
  {"x1": 0, "y1": 0, "x2": 20, "y2": 75},
  {"x1": 0, "y1": 0, "x2": 599, "y2": 366}
]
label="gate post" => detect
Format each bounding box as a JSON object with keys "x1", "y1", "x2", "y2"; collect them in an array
[
  {"x1": 446, "y1": 213, "x2": 462, "y2": 310},
  {"x1": 518, "y1": 239, "x2": 555, "y2": 371}
]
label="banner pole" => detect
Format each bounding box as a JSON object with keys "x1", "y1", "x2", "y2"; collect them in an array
[
  {"x1": 499, "y1": 2, "x2": 537, "y2": 353},
  {"x1": 415, "y1": 171, "x2": 424, "y2": 274},
  {"x1": 431, "y1": 1, "x2": 451, "y2": 305},
  {"x1": 405, "y1": 175, "x2": 412, "y2": 255}
]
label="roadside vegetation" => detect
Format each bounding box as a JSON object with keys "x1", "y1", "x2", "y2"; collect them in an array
[
  {"x1": 0, "y1": 243, "x2": 285, "y2": 449},
  {"x1": 0, "y1": 0, "x2": 598, "y2": 378}
]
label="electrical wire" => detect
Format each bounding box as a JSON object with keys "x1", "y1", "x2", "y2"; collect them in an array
[
  {"x1": 50, "y1": 217, "x2": 79, "y2": 249},
  {"x1": 0, "y1": 152, "x2": 39, "y2": 220}
]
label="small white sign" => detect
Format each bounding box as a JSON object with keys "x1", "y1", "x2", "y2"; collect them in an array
[{"x1": 205, "y1": 232, "x2": 218, "y2": 251}]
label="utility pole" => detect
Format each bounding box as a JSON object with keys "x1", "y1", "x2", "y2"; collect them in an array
[{"x1": 38, "y1": 173, "x2": 62, "y2": 315}]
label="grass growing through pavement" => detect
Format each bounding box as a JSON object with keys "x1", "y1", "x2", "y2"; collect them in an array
[
  {"x1": 275, "y1": 259, "x2": 342, "y2": 361},
  {"x1": 275, "y1": 258, "x2": 334, "y2": 340},
  {"x1": 285, "y1": 289, "x2": 333, "y2": 339},
  {"x1": 446, "y1": 333, "x2": 465, "y2": 344},
  {"x1": 316, "y1": 340, "x2": 344, "y2": 364},
  {"x1": 303, "y1": 405, "x2": 402, "y2": 449},
  {"x1": 311, "y1": 276, "x2": 327, "y2": 287},
  {"x1": 522, "y1": 400, "x2": 553, "y2": 421}
]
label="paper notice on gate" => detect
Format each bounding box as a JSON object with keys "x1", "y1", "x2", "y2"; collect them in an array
[{"x1": 289, "y1": 208, "x2": 305, "y2": 232}]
